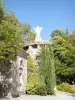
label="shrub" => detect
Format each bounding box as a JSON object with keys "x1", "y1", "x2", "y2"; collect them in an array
[
  {"x1": 46, "y1": 86, "x2": 55, "y2": 95},
  {"x1": 26, "y1": 73, "x2": 39, "y2": 95},
  {"x1": 26, "y1": 87, "x2": 36, "y2": 95},
  {"x1": 27, "y1": 56, "x2": 38, "y2": 73},
  {"x1": 35, "y1": 85, "x2": 47, "y2": 96},
  {"x1": 57, "y1": 82, "x2": 75, "y2": 93},
  {"x1": 26, "y1": 56, "x2": 39, "y2": 95}
]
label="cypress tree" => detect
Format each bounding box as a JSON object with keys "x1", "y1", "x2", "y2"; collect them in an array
[{"x1": 39, "y1": 46, "x2": 56, "y2": 94}]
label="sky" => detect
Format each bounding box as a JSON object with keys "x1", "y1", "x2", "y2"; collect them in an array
[{"x1": 3, "y1": 0, "x2": 75, "y2": 40}]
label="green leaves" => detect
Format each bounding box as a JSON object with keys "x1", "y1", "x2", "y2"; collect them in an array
[
  {"x1": 39, "y1": 46, "x2": 56, "y2": 94},
  {"x1": 51, "y1": 29, "x2": 68, "y2": 38},
  {"x1": 26, "y1": 56, "x2": 39, "y2": 94},
  {"x1": 57, "y1": 83, "x2": 75, "y2": 93},
  {"x1": 0, "y1": 2, "x2": 28, "y2": 61},
  {"x1": 52, "y1": 34, "x2": 75, "y2": 84},
  {"x1": 0, "y1": 0, "x2": 5, "y2": 22}
]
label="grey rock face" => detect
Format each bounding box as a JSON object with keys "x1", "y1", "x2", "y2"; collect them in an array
[
  {"x1": 11, "y1": 45, "x2": 40, "y2": 97},
  {"x1": 0, "y1": 50, "x2": 28, "y2": 98},
  {"x1": 0, "y1": 60, "x2": 12, "y2": 98},
  {"x1": 11, "y1": 52, "x2": 28, "y2": 97}
]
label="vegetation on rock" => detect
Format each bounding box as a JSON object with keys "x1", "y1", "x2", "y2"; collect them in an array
[{"x1": 26, "y1": 56, "x2": 39, "y2": 95}]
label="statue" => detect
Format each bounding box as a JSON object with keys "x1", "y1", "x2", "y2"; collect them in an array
[
  {"x1": 34, "y1": 26, "x2": 43, "y2": 36},
  {"x1": 34, "y1": 26, "x2": 43, "y2": 42}
]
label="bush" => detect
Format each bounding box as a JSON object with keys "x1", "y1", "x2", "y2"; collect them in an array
[
  {"x1": 26, "y1": 56, "x2": 39, "y2": 95},
  {"x1": 35, "y1": 85, "x2": 47, "y2": 96},
  {"x1": 26, "y1": 87, "x2": 36, "y2": 95},
  {"x1": 57, "y1": 82, "x2": 75, "y2": 93},
  {"x1": 26, "y1": 73, "x2": 39, "y2": 95},
  {"x1": 35, "y1": 82, "x2": 55, "y2": 96},
  {"x1": 46, "y1": 86, "x2": 55, "y2": 95}
]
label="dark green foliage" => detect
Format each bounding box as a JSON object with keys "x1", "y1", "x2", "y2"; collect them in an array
[
  {"x1": 62, "y1": 33, "x2": 75, "y2": 47},
  {"x1": 35, "y1": 85, "x2": 47, "y2": 96},
  {"x1": 26, "y1": 47, "x2": 56, "y2": 96},
  {"x1": 0, "y1": 0, "x2": 29, "y2": 80},
  {"x1": 0, "y1": 1, "x2": 31, "y2": 63},
  {"x1": 38, "y1": 46, "x2": 56, "y2": 95},
  {"x1": 51, "y1": 29, "x2": 68, "y2": 38},
  {"x1": 24, "y1": 24, "x2": 31, "y2": 34},
  {"x1": 66, "y1": 29, "x2": 69, "y2": 34},
  {"x1": 0, "y1": 4, "x2": 26, "y2": 62},
  {"x1": 57, "y1": 83, "x2": 75, "y2": 93},
  {"x1": 52, "y1": 34, "x2": 75, "y2": 84},
  {"x1": 0, "y1": 0, "x2": 5, "y2": 22}
]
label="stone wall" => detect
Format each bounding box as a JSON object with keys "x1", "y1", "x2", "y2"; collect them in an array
[
  {"x1": 11, "y1": 52, "x2": 28, "y2": 97},
  {"x1": 0, "y1": 51, "x2": 28, "y2": 98},
  {"x1": 0, "y1": 61, "x2": 12, "y2": 98}
]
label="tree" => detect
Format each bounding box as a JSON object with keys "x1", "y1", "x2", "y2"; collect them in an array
[
  {"x1": 0, "y1": 1, "x2": 29, "y2": 62},
  {"x1": 51, "y1": 29, "x2": 68, "y2": 38},
  {"x1": 66, "y1": 29, "x2": 69, "y2": 34},
  {"x1": 39, "y1": 46, "x2": 56, "y2": 94},
  {"x1": 28, "y1": 32, "x2": 36, "y2": 40},
  {"x1": 0, "y1": 1, "x2": 30, "y2": 97},
  {"x1": 62, "y1": 33, "x2": 75, "y2": 47},
  {"x1": 52, "y1": 35, "x2": 75, "y2": 84},
  {"x1": 23, "y1": 25, "x2": 36, "y2": 42},
  {"x1": 0, "y1": 0, "x2": 5, "y2": 22},
  {"x1": 0, "y1": 0, "x2": 31, "y2": 78}
]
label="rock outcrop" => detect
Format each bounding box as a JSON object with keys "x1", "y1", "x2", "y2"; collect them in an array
[{"x1": 11, "y1": 51, "x2": 28, "y2": 97}]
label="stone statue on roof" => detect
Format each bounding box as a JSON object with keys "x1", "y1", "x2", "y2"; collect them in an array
[
  {"x1": 34, "y1": 26, "x2": 43, "y2": 42},
  {"x1": 34, "y1": 26, "x2": 43, "y2": 36}
]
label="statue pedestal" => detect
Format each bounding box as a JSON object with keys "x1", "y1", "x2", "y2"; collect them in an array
[{"x1": 35, "y1": 35, "x2": 42, "y2": 42}]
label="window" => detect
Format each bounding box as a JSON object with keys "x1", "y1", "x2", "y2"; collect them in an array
[
  {"x1": 32, "y1": 45, "x2": 37, "y2": 48},
  {"x1": 23, "y1": 46, "x2": 29, "y2": 51}
]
